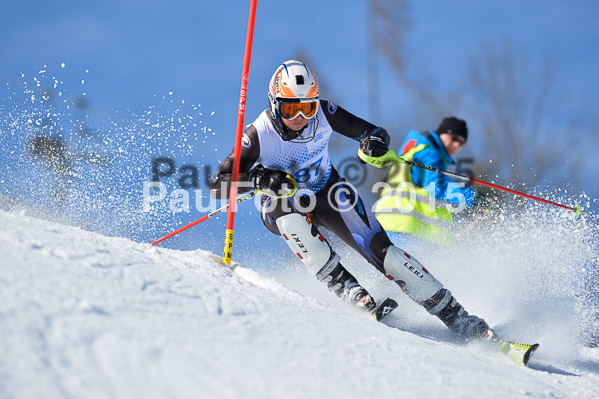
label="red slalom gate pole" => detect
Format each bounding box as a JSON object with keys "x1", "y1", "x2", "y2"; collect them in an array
[{"x1": 223, "y1": 0, "x2": 258, "y2": 265}]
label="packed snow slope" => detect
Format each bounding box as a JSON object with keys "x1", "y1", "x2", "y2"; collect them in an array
[{"x1": 1, "y1": 209, "x2": 599, "y2": 399}]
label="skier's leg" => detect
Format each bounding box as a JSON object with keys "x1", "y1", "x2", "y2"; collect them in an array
[
  {"x1": 260, "y1": 196, "x2": 376, "y2": 312},
  {"x1": 382, "y1": 245, "x2": 491, "y2": 340},
  {"x1": 310, "y1": 175, "x2": 393, "y2": 271},
  {"x1": 314, "y1": 176, "x2": 491, "y2": 340}
]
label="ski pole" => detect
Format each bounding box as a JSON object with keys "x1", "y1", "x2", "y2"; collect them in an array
[
  {"x1": 358, "y1": 149, "x2": 582, "y2": 215},
  {"x1": 223, "y1": 0, "x2": 258, "y2": 265},
  {"x1": 151, "y1": 190, "x2": 257, "y2": 246},
  {"x1": 151, "y1": 175, "x2": 298, "y2": 246}
]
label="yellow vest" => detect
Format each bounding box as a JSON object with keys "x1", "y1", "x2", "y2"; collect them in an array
[{"x1": 374, "y1": 144, "x2": 453, "y2": 246}]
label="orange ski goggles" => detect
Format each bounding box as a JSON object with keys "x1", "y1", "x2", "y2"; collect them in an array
[{"x1": 278, "y1": 99, "x2": 319, "y2": 120}]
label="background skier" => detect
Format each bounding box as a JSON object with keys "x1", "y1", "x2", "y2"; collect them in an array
[{"x1": 374, "y1": 117, "x2": 495, "y2": 247}]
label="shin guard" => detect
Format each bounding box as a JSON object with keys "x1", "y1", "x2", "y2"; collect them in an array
[
  {"x1": 276, "y1": 213, "x2": 334, "y2": 275},
  {"x1": 382, "y1": 245, "x2": 443, "y2": 302},
  {"x1": 276, "y1": 213, "x2": 375, "y2": 311}
]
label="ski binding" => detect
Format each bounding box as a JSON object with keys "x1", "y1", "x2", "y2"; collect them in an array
[{"x1": 372, "y1": 297, "x2": 398, "y2": 322}]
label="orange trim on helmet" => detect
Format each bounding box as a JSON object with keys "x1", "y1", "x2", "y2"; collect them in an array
[
  {"x1": 306, "y1": 84, "x2": 319, "y2": 98},
  {"x1": 279, "y1": 81, "x2": 296, "y2": 98},
  {"x1": 306, "y1": 72, "x2": 319, "y2": 98}
]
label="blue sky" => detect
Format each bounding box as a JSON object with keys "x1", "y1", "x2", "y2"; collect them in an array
[
  {"x1": 1, "y1": 0, "x2": 598, "y2": 250},
  {"x1": 4, "y1": 1, "x2": 597, "y2": 120}
]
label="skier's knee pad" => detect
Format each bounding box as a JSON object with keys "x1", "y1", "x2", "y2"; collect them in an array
[
  {"x1": 276, "y1": 213, "x2": 339, "y2": 276},
  {"x1": 383, "y1": 245, "x2": 443, "y2": 302}
]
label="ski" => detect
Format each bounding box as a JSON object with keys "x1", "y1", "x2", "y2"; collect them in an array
[
  {"x1": 368, "y1": 299, "x2": 538, "y2": 366},
  {"x1": 484, "y1": 330, "x2": 539, "y2": 366},
  {"x1": 498, "y1": 340, "x2": 539, "y2": 366},
  {"x1": 372, "y1": 297, "x2": 398, "y2": 322}
]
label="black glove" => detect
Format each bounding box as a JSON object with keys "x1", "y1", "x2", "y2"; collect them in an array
[
  {"x1": 247, "y1": 164, "x2": 295, "y2": 197},
  {"x1": 360, "y1": 127, "x2": 390, "y2": 158}
]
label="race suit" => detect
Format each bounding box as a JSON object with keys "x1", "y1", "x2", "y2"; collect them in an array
[{"x1": 210, "y1": 100, "x2": 393, "y2": 271}]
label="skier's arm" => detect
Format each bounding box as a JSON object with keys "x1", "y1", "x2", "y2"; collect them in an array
[
  {"x1": 209, "y1": 125, "x2": 260, "y2": 199},
  {"x1": 320, "y1": 100, "x2": 390, "y2": 144},
  {"x1": 412, "y1": 147, "x2": 476, "y2": 207}
]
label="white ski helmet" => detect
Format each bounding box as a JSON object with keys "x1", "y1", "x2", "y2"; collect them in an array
[{"x1": 268, "y1": 60, "x2": 320, "y2": 121}]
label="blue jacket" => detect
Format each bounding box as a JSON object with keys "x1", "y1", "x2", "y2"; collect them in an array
[{"x1": 399, "y1": 130, "x2": 476, "y2": 207}]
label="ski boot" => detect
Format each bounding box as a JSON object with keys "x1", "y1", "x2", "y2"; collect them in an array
[
  {"x1": 317, "y1": 261, "x2": 377, "y2": 313},
  {"x1": 423, "y1": 289, "x2": 491, "y2": 341},
  {"x1": 320, "y1": 264, "x2": 399, "y2": 322}
]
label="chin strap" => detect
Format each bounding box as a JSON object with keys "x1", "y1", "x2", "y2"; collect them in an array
[{"x1": 287, "y1": 117, "x2": 319, "y2": 143}]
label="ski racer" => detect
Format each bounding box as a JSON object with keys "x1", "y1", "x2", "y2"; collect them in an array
[{"x1": 210, "y1": 60, "x2": 495, "y2": 341}]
